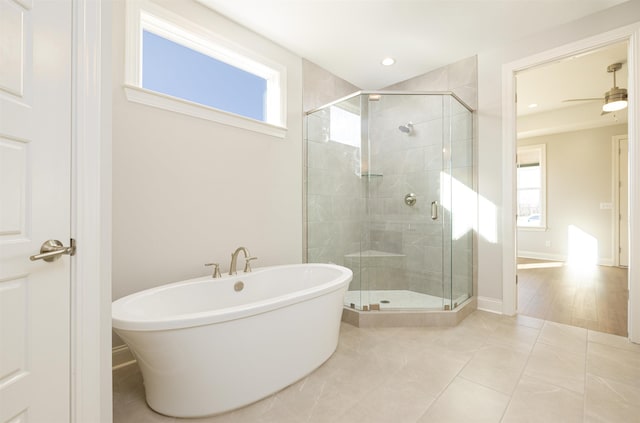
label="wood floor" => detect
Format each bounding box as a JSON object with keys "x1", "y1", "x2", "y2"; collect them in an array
[{"x1": 517, "y1": 258, "x2": 628, "y2": 337}]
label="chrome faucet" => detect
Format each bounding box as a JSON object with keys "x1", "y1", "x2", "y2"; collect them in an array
[{"x1": 229, "y1": 247, "x2": 257, "y2": 275}]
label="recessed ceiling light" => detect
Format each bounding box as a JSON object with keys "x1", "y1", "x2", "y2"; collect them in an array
[
  {"x1": 381, "y1": 57, "x2": 395, "y2": 66},
  {"x1": 528, "y1": 103, "x2": 538, "y2": 109}
]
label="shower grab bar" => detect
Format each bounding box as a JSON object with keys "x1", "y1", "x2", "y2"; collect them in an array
[{"x1": 431, "y1": 201, "x2": 438, "y2": 220}]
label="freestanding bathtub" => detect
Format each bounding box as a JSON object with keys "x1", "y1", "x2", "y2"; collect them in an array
[{"x1": 112, "y1": 263, "x2": 352, "y2": 418}]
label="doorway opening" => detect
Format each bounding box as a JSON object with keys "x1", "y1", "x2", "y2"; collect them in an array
[
  {"x1": 502, "y1": 26, "x2": 640, "y2": 343},
  {"x1": 514, "y1": 42, "x2": 629, "y2": 336}
]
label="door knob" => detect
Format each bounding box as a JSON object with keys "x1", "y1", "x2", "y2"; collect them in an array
[{"x1": 30, "y1": 239, "x2": 76, "y2": 262}]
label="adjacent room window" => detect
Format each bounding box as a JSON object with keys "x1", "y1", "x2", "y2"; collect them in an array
[
  {"x1": 124, "y1": 0, "x2": 287, "y2": 137},
  {"x1": 517, "y1": 144, "x2": 546, "y2": 229}
]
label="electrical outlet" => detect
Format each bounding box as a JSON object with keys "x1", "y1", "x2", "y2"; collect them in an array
[{"x1": 600, "y1": 202, "x2": 613, "y2": 210}]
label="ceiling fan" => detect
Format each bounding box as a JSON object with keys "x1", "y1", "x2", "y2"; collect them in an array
[{"x1": 563, "y1": 62, "x2": 628, "y2": 114}]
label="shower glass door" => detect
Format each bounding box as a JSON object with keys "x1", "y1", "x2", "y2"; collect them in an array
[
  {"x1": 363, "y1": 93, "x2": 446, "y2": 310},
  {"x1": 445, "y1": 95, "x2": 474, "y2": 309}
]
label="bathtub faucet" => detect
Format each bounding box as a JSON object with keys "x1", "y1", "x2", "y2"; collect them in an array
[{"x1": 229, "y1": 247, "x2": 258, "y2": 275}]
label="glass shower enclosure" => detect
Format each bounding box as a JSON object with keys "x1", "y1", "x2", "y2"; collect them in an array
[{"x1": 305, "y1": 91, "x2": 474, "y2": 311}]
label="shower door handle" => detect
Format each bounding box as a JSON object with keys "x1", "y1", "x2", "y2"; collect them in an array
[{"x1": 431, "y1": 201, "x2": 438, "y2": 220}]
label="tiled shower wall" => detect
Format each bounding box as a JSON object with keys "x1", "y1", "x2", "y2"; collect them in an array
[
  {"x1": 306, "y1": 107, "x2": 364, "y2": 270},
  {"x1": 303, "y1": 60, "x2": 364, "y2": 291}
]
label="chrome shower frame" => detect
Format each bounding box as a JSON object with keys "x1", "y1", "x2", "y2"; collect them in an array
[{"x1": 303, "y1": 91, "x2": 476, "y2": 327}]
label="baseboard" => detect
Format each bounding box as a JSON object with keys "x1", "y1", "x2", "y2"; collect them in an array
[
  {"x1": 112, "y1": 344, "x2": 136, "y2": 370},
  {"x1": 477, "y1": 296, "x2": 503, "y2": 314},
  {"x1": 518, "y1": 251, "x2": 615, "y2": 267},
  {"x1": 517, "y1": 251, "x2": 565, "y2": 262}
]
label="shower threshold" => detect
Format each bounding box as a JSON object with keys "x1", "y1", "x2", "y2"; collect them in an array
[{"x1": 341, "y1": 291, "x2": 476, "y2": 328}]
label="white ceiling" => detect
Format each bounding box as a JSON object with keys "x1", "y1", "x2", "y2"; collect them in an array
[
  {"x1": 517, "y1": 42, "x2": 628, "y2": 116},
  {"x1": 197, "y1": 0, "x2": 626, "y2": 89},
  {"x1": 517, "y1": 41, "x2": 629, "y2": 138}
]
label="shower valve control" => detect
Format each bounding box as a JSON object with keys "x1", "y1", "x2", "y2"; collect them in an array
[{"x1": 404, "y1": 193, "x2": 417, "y2": 207}]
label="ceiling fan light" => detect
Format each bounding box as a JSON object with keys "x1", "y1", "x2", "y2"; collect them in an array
[
  {"x1": 602, "y1": 87, "x2": 628, "y2": 112},
  {"x1": 603, "y1": 100, "x2": 628, "y2": 112}
]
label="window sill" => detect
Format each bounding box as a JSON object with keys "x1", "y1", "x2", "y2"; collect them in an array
[
  {"x1": 517, "y1": 226, "x2": 547, "y2": 232},
  {"x1": 123, "y1": 85, "x2": 287, "y2": 139}
]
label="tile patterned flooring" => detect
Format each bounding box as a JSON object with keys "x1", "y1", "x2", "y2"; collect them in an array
[{"x1": 113, "y1": 311, "x2": 640, "y2": 423}]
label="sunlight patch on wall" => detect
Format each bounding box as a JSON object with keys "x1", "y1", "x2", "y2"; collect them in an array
[
  {"x1": 567, "y1": 224, "x2": 598, "y2": 266},
  {"x1": 442, "y1": 173, "x2": 497, "y2": 244}
]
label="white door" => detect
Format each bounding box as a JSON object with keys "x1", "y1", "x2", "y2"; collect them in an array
[
  {"x1": 0, "y1": 0, "x2": 72, "y2": 422},
  {"x1": 620, "y1": 137, "x2": 629, "y2": 267}
]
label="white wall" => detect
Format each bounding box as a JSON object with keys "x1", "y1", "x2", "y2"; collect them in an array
[
  {"x1": 476, "y1": 1, "x2": 640, "y2": 303},
  {"x1": 517, "y1": 124, "x2": 627, "y2": 264},
  {"x1": 112, "y1": 0, "x2": 303, "y2": 306}
]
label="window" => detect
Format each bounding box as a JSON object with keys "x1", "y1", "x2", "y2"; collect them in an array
[
  {"x1": 142, "y1": 30, "x2": 267, "y2": 121},
  {"x1": 329, "y1": 105, "x2": 360, "y2": 148},
  {"x1": 517, "y1": 144, "x2": 546, "y2": 229},
  {"x1": 124, "y1": 0, "x2": 286, "y2": 137}
]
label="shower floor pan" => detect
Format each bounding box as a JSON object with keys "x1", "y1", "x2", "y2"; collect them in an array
[
  {"x1": 344, "y1": 290, "x2": 470, "y2": 310},
  {"x1": 345, "y1": 290, "x2": 444, "y2": 310},
  {"x1": 342, "y1": 290, "x2": 476, "y2": 328}
]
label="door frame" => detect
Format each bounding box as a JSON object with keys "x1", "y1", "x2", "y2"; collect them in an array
[
  {"x1": 613, "y1": 134, "x2": 629, "y2": 268},
  {"x1": 502, "y1": 23, "x2": 640, "y2": 343},
  {"x1": 70, "y1": 0, "x2": 112, "y2": 421}
]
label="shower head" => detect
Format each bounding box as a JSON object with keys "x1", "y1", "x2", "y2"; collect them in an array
[{"x1": 398, "y1": 122, "x2": 413, "y2": 134}]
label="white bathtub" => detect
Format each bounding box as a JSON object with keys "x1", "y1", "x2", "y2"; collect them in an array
[{"x1": 112, "y1": 263, "x2": 352, "y2": 418}]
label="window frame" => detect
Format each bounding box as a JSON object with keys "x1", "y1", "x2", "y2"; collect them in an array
[
  {"x1": 124, "y1": 0, "x2": 287, "y2": 138},
  {"x1": 516, "y1": 144, "x2": 547, "y2": 230}
]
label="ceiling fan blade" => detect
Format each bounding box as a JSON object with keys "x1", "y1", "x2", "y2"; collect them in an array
[{"x1": 562, "y1": 98, "x2": 602, "y2": 102}]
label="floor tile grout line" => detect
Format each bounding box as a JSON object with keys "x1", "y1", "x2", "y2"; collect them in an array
[
  {"x1": 497, "y1": 316, "x2": 545, "y2": 422},
  {"x1": 416, "y1": 315, "x2": 522, "y2": 422},
  {"x1": 583, "y1": 337, "x2": 590, "y2": 423},
  {"x1": 413, "y1": 331, "x2": 486, "y2": 421}
]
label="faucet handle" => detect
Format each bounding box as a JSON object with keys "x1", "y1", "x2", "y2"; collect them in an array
[
  {"x1": 243, "y1": 257, "x2": 258, "y2": 273},
  {"x1": 205, "y1": 262, "x2": 222, "y2": 278}
]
